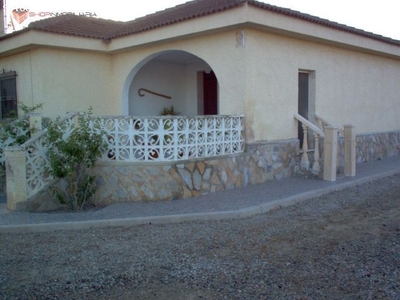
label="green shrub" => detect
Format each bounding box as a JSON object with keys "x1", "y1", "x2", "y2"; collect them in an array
[{"x1": 45, "y1": 108, "x2": 106, "y2": 211}]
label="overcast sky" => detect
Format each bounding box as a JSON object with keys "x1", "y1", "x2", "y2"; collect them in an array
[{"x1": 6, "y1": 0, "x2": 400, "y2": 40}]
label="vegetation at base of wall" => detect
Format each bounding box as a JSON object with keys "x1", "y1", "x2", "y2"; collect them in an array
[{"x1": 45, "y1": 107, "x2": 107, "y2": 211}]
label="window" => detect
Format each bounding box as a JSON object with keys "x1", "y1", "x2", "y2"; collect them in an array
[{"x1": 0, "y1": 71, "x2": 18, "y2": 119}]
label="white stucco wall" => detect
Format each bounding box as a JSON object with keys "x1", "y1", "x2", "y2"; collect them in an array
[
  {"x1": 0, "y1": 51, "x2": 33, "y2": 113},
  {"x1": 1, "y1": 48, "x2": 114, "y2": 118},
  {"x1": 314, "y1": 48, "x2": 400, "y2": 134},
  {"x1": 31, "y1": 48, "x2": 114, "y2": 117},
  {"x1": 244, "y1": 29, "x2": 400, "y2": 141}
]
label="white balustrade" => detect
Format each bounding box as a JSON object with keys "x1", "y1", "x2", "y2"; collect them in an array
[
  {"x1": 94, "y1": 115, "x2": 245, "y2": 162},
  {"x1": 294, "y1": 113, "x2": 325, "y2": 174},
  {"x1": 8, "y1": 114, "x2": 244, "y2": 200},
  {"x1": 24, "y1": 113, "x2": 77, "y2": 198},
  {"x1": 296, "y1": 114, "x2": 355, "y2": 180}
]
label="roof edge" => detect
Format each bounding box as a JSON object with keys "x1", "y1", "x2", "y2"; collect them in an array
[
  {"x1": 248, "y1": 1, "x2": 400, "y2": 47},
  {"x1": 1, "y1": 0, "x2": 399, "y2": 48}
]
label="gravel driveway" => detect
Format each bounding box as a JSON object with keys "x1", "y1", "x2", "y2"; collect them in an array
[{"x1": 1, "y1": 174, "x2": 400, "y2": 299}]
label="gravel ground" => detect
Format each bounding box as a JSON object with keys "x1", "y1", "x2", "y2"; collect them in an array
[{"x1": 1, "y1": 174, "x2": 400, "y2": 299}]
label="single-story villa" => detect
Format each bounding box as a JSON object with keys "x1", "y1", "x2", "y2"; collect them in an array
[{"x1": 1, "y1": 0, "x2": 399, "y2": 210}]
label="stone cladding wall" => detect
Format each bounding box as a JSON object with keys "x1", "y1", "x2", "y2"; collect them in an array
[
  {"x1": 336, "y1": 130, "x2": 400, "y2": 172},
  {"x1": 90, "y1": 139, "x2": 299, "y2": 206},
  {"x1": 25, "y1": 132, "x2": 399, "y2": 211},
  {"x1": 355, "y1": 131, "x2": 400, "y2": 163}
]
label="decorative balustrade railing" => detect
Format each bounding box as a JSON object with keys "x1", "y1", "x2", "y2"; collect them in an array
[
  {"x1": 23, "y1": 112, "x2": 77, "y2": 198},
  {"x1": 9, "y1": 114, "x2": 244, "y2": 200},
  {"x1": 0, "y1": 113, "x2": 50, "y2": 165},
  {"x1": 93, "y1": 115, "x2": 245, "y2": 162},
  {"x1": 294, "y1": 113, "x2": 325, "y2": 174},
  {"x1": 294, "y1": 113, "x2": 355, "y2": 181}
]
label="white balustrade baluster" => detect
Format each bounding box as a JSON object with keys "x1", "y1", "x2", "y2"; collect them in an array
[
  {"x1": 312, "y1": 132, "x2": 321, "y2": 173},
  {"x1": 301, "y1": 123, "x2": 310, "y2": 170}
]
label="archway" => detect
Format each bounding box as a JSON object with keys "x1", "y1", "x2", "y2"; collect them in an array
[{"x1": 122, "y1": 50, "x2": 219, "y2": 116}]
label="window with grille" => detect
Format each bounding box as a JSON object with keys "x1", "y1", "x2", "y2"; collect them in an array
[{"x1": 0, "y1": 71, "x2": 18, "y2": 119}]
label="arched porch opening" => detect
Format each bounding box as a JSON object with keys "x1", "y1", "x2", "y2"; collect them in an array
[{"x1": 122, "y1": 50, "x2": 219, "y2": 116}]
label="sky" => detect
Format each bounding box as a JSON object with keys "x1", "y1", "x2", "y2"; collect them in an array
[{"x1": 5, "y1": 0, "x2": 400, "y2": 40}]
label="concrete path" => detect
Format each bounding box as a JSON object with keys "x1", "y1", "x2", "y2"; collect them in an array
[{"x1": 1, "y1": 155, "x2": 400, "y2": 233}]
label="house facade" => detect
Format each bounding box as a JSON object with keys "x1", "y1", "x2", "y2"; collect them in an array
[{"x1": 1, "y1": 0, "x2": 400, "y2": 210}]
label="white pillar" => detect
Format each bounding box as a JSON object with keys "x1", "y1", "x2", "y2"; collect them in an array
[
  {"x1": 323, "y1": 127, "x2": 338, "y2": 181},
  {"x1": 344, "y1": 124, "x2": 356, "y2": 177},
  {"x1": 5, "y1": 146, "x2": 28, "y2": 210}
]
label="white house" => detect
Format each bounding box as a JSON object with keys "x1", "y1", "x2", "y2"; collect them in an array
[{"x1": 1, "y1": 0, "x2": 399, "y2": 210}]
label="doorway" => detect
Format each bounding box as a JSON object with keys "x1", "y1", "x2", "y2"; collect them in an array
[
  {"x1": 298, "y1": 72, "x2": 309, "y2": 147},
  {"x1": 203, "y1": 71, "x2": 218, "y2": 115}
]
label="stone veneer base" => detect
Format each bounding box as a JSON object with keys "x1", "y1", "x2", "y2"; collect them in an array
[
  {"x1": 26, "y1": 131, "x2": 400, "y2": 211},
  {"x1": 336, "y1": 130, "x2": 400, "y2": 172},
  {"x1": 90, "y1": 139, "x2": 299, "y2": 206}
]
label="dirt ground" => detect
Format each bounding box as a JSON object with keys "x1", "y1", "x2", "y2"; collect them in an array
[{"x1": 1, "y1": 175, "x2": 399, "y2": 299}]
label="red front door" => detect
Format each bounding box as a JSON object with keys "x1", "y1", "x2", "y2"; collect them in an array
[{"x1": 203, "y1": 71, "x2": 218, "y2": 115}]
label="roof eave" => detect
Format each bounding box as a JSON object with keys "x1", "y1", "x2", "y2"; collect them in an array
[
  {"x1": 0, "y1": 30, "x2": 109, "y2": 57},
  {"x1": 106, "y1": 3, "x2": 400, "y2": 60},
  {"x1": 1, "y1": 0, "x2": 400, "y2": 59},
  {"x1": 247, "y1": 0, "x2": 400, "y2": 47}
]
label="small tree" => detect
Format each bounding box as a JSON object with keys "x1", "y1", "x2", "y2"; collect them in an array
[{"x1": 45, "y1": 108, "x2": 107, "y2": 211}]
